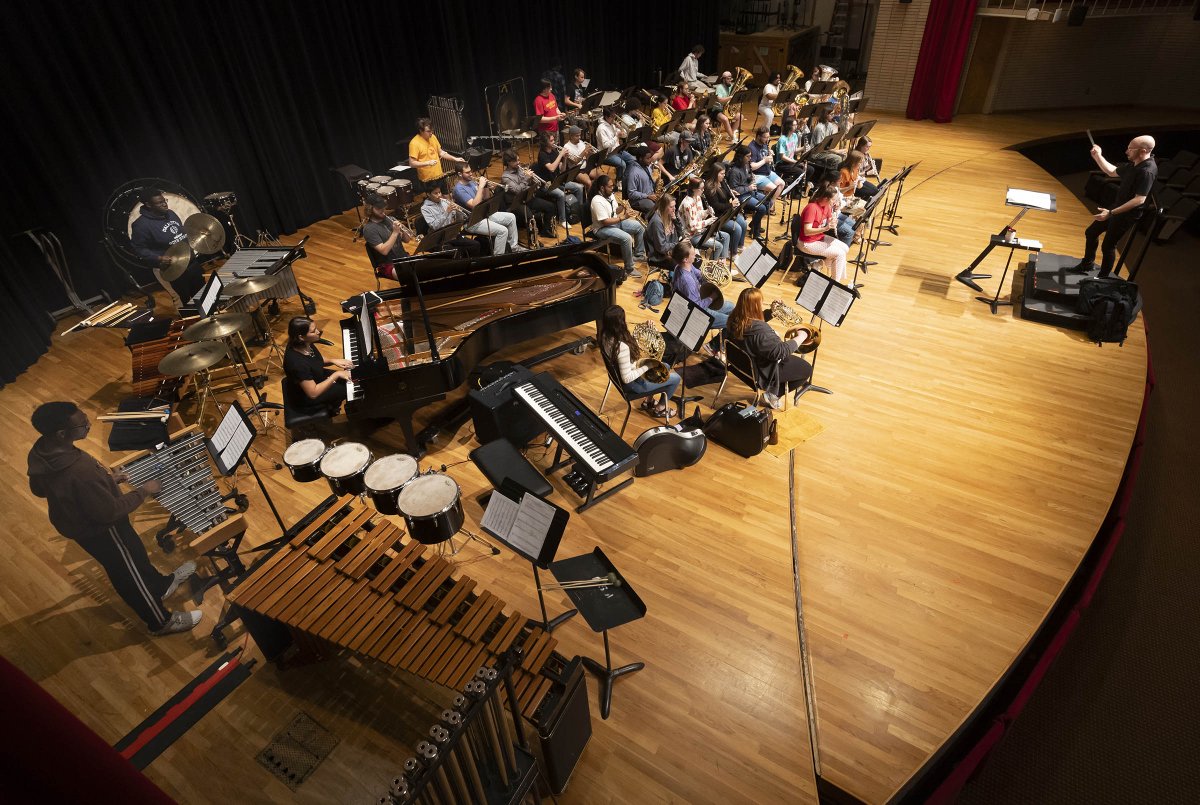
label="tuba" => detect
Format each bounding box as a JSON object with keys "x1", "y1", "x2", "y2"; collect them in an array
[
  {"x1": 632, "y1": 321, "x2": 671, "y2": 383},
  {"x1": 730, "y1": 66, "x2": 752, "y2": 95},
  {"x1": 769, "y1": 300, "x2": 822, "y2": 354},
  {"x1": 773, "y1": 64, "x2": 807, "y2": 117}
]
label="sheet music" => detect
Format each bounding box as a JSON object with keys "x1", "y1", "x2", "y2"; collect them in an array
[
  {"x1": 482, "y1": 491, "x2": 556, "y2": 561},
  {"x1": 820, "y1": 285, "x2": 854, "y2": 326},
  {"x1": 581, "y1": 78, "x2": 591, "y2": 89},
  {"x1": 1006, "y1": 188, "x2": 1055, "y2": 211},
  {"x1": 664, "y1": 293, "x2": 690, "y2": 335},
  {"x1": 743, "y1": 258, "x2": 770, "y2": 287},
  {"x1": 209, "y1": 404, "x2": 254, "y2": 475},
  {"x1": 796, "y1": 271, "x2": 829, "y2": 313},
  {"x1": 1016, "y1": 238, "x2": 1043, "y2": 249},
  {"x1": 219, "y1": 427, "x2": 252, "y2": 474},
  {"x1": 680, "y1": 308, "x2": 710, "y2": 351}
]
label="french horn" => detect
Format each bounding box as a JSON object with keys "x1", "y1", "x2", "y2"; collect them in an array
[
  {"x1": 699, "y1": 256, "x2": 732, "y2": 289},
  {"x1": 770, "y1": 300, "x2": 822, "y2": 354},
  {"x1": 632, "y1": 321, "x2": 671, "y2": 383}
]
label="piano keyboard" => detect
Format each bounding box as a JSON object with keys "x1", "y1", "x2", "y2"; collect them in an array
[
  {"x1": 341, "y1": 326, "x2": 363, "y2": 402},
  {"x1": 513, "y1": 377, "x2": 636, "y2": 481}
]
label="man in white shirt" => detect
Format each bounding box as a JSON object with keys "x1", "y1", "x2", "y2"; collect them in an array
[
  {"x1": 589, "y1": 174, "x2": 646, "y2": 279},
  {"x1": 678, "y1": 45, "x2": 710, "y2": 93},
  {"x1": 596, "y1": 107, "x2": 637, "y2": 184}
]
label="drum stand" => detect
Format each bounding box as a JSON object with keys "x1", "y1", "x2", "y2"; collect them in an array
[
  {"x1": 441, "y1": 527, "x2": 501, "y2": 560},
  {"x1": 218, "y1": 331, "x2": 284, "y2": 433}
]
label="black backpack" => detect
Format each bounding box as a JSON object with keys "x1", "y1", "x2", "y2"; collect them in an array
[{"x1": 1077, "y1": 277, "x2": 1138, "y2": 346}]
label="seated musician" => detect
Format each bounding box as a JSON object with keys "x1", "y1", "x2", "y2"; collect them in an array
[
  {"x1": 363, "y1": 195, "x2": 415, "y2": 280},
  {"x1": 499, "y1": 150, "x2": 557, "y2": 238},
  {"x1": 712, "y1": 71, "x2": 742, "y2": 141},
  {"x1": 284, "y1": 317, "x2": 352, "y2": 416},
  {"x1": 534, "y1": 79, "x2": 563, "y2": 133},
  {"x1": 774, "y1": 117, "x2": 806, "y2": 181},
  {"x1": 534, "y1": 130, "x2": 585, "y2": 226},
  {"x1": 727, "y1": 146, "x2": 769, "y2": 240},
  {"x1": 596, "y1": 107, "x2": 638, "y2": 185},
  {"x1": 645, "y1": 194, "x2": 683, "y2": 265},
  {"x1": 837, "y1": 150, "x2": 876, "y2": 201},
  {"x1": 409, "y1": 117, "x2": 464, "y2": 192},
  {"x1": 853, "y1": 136, "x2": 881, "y2": 197},
  {"x1": 748, "y1": 127, "x2": 786, "y2": 210},
  {"x1": 797, "y1": 184, "x2": 849, "y2": 283},
  {"x1": 724, "y1": 287, "x2": 813, "y2": 410},
  {"x1": 677, "y1": 45, "x2": 710, "y2": 94},
  {"x1": 27, "y1": 402, "x2": 200, "y2": 636},
  {"x1": 129, "y1": 188, "x2": 204, "y2": 308},
  {"x1": 679, "y1": 177, "x2": 730, "y2": 260},
  {"x1": 564, "y1": 67, "x2": 588, "y2": 112},
  {"x1": 758, "y1": 72, "x2": 781, "y2": 132},
  {"x1": 562, "y1": 125, "x2": 601, "y2": 193},
  {"x1": 815, "y1": 177, "x2": 857, "y2": 247},
  {"x1": 650, "y1": 95, "x2": 674, "y2": 140},
  {"x1": 810, "y1": 107, "x2": 839, "y2": 150},
  {"x1": 452, "y1": 165, "x2": 523, "y2": 255},
  {"x1": 670, "y1": 83, "x2": 694, "y2": 113},
  {"x1": 662, "y1": 131, "x2": 697, "y2": 187},
  {"x1": 693, "y1": 115, "x2": 714, "y2": 157},
  {"x1": 600, "y1": 305, "x2": 680, "y2": 419},
  {"x1": 704, "y1": 162, "x2": 748, "y2": 258},
  {"x1": 420, "y1": 185, "x2": 483, "y2": 258},
  {"x1": 670, "y1": 240, "x2": 734, "y2": 331},
  {"x1": 623, "y1": 146, "x2": 659, "y2": 217},
  {"x1": 589, "y1": 175, "x2": 646, "y2": 280}
]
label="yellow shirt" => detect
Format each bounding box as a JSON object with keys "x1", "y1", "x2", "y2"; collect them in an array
[
  {"x1": 409, "y1": 133, "x2": 443, "y2": 182},
  {"x1": 651, "y1": 107, "x2": 672, "y2": 130}
]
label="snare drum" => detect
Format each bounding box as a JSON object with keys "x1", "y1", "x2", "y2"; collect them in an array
[
  {"x1": 376, "y1": 184, "x2": 397, "y2": 203},
  {"x1": 203, "y1": 191, "x2": 238, "y2": 213},
  {"x1": 387, "y1": 178, "x2": 414, "y2": 205},
  {"x1": 363, "y1": 454, "x2": 419, "y2": 515},
  {"x1": 320, "y1": 442, "x2": 373, "y2": 497},
  {"x1": 283, "y1": 439, "x2": 328, "y2": 483},
  {"x1": 397, "y1": 473, "x2": 464, "y2": 545},
  {"x1": 369, "y1": 175, "x2": 392, "y2": 185}
]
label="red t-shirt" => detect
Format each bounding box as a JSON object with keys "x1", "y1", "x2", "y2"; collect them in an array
[
  {"x1": 670, "y1": 94, "x2": 690, "y2": 111},
  {"x1": 535, "y1": 93, "x2": 559, "y2": 131},
  {"x1": 799, "y1": 201, "x2": 830, "y2": 244}
]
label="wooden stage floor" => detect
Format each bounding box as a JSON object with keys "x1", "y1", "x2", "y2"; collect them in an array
[{"x1": 1, "y1": 107, "x2": 1188, "y2": 804}]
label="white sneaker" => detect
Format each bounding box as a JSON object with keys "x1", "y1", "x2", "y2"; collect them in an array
[
  {"x1": 164, "y1": 560, "x2": 197, "y2": 597},
  {"x1": 153, "y1": 609, "x2": 203, "y2": 636},
  {"x1": 763, "y1": 393, "x2": 783, "y2": 410}
]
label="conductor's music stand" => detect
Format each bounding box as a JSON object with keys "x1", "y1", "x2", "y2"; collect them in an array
[
  {"x1": 955, "y1": 188, "x2": 1056, "y2": 297},
  {"x1": 549, "y1": 547, "x2": 646, "y2": 720},
  {"x1": 480, "y1": 479, "x2": 576, "y2": 633}
]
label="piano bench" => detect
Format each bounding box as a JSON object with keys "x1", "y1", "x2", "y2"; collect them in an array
[
  {"x1": 470, "y1": 438, "x2": 553, "y2": 499},
  {"x1": 284, "y1": 407, "x2": 334, "y2": 435}
]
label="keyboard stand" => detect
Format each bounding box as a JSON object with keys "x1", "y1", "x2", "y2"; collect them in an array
[{"x1": 547, "y1": 443, "x2": 634, "y2": 514}]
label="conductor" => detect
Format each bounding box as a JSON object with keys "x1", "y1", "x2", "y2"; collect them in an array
[{"x1": 1070, "y1": 135, "x2": 1156, "y2": 277}]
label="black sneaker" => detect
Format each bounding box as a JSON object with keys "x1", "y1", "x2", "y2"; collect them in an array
[{"x1": 1066, "y1": 261, "x2": 1096, "y2": 273}]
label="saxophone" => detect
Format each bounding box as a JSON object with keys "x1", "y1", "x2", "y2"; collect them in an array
[
  {"x1": 632, "y1": 321, "x2": 671, "y2": 382},
  {"x1": 769, "y1": 300, "x2": 822, "y2": 354}
]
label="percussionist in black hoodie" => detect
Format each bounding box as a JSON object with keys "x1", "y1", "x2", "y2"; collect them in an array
[
  {"x1": 129, "y1": 188, "x2": 204, "y2": 307},
  {"x1": 26, "y1": 402, "x2": 202, "y2": 636}
]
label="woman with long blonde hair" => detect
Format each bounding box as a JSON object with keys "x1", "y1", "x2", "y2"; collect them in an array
[{"x1": 725, "y1": 288, "x2": 813, "y2": 409}]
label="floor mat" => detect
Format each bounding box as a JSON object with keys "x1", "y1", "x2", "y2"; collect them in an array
[
  {"x1": 765, "y1": 408, "x2": 824, "y2": 456},
  {"x1": 257, "y1": 712, "x2": 339, "y2": 790}
]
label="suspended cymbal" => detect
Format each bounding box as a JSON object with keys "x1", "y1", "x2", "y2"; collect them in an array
[
  {"x1": 184, "y1": 213, "x2": 227, "y2": 254},
  {"x1": 158, "y1": 341, "x2": 228, "y2": 377},
  {"x1": 182, "y1": 312, "x2": 253, "y2": 342},
  {"x1": 222, "y1": 274, "x2": 282, "y2": 296},
  {"x1": 159, "y1": 240, "x2": 194, "y2": 281}
]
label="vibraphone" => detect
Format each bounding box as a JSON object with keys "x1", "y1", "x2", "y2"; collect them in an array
[
  {"x1": 204, "y1": 242, "x2": 315, "y2": 316},
  {"x1": 112, "y1": 425, "x2": 246, "y2": 553},
  {"x1": 227, "y1": 495, "x2": 571, "y2": 723}
]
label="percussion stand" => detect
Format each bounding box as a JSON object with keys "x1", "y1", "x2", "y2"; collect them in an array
[
  {"x1": 441, "y1": 527, "x2": 501, "y2": 560},
  {"x1": 218, "y1": 330, "x2": 285, "y2": 431}
]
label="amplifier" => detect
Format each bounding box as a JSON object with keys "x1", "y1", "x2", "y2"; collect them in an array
[
  {"x1": 705, "y1": 402, "x2": 773, "y2": 458},
  {"x1": 533, "y1": 659, "x2": 591, "y2": 794},
  {"x1": 467, "y1": 363, "x2": 541, "y2": 444}
]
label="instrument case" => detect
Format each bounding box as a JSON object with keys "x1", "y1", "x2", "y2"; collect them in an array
[{"x1": 704, "y1": 402, "x2": 773, "y2": 458}]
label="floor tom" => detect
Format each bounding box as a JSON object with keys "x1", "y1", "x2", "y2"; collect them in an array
[
  {"x1": 397, "y1": 473, "x2": 464, "y2": 545},
  {"x1": 320, "y1": 442, "x2": 372, "y2": 496},
  {"x1": 283, "y1": 439, "x2": 328, "y2": 483},
  {"x1": 364, "y1": 454, "x2": 419, "y2": 515}
]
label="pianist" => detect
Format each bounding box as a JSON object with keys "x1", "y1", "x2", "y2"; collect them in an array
[
  {"x1": 129, "y1": 188, "x2": 204, "y2": 308},
  {"x1": 284, "y1": 317, "x2": 353, "y2": 416}
]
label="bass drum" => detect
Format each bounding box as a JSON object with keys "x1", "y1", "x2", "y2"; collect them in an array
[
  {"x1": 397, "y1": 473, "x2": 464, "y2": 545},
  {"x1": 102, "y1": 178, "x2": 205, "y2": 284},
  {"x1": 363, "y1": 454, "x2": 419, "y2": 515}
]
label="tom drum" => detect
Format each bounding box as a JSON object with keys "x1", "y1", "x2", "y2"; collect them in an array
[
  {"x1": 283, "y1": 438, "x2": 328, "y2": 483},
  {"x1": 397, "y1": 473, "x2": 464, "y2": 545},
  {"x1": 320, "y1": 442, "x2": 373, "y2": 497},
  {"x1": 363, "y1": 454, "x2": 419, "y2": 515}
]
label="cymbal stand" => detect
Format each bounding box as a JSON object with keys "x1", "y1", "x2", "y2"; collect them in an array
[{"x1": 218, "y1": 331, "x2": 283, "y2": 432}]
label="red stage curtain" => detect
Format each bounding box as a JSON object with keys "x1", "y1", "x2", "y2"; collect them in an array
[{"x1": 905, "y1": 0, "x2": 977, "y2": 123}]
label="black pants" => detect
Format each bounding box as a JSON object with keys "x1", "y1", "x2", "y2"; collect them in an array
[
  {"x1": 1083, "y1": 213, "x2": 1137, "y2": 277},
  {"x1": 776, "y1": 355, "x2": 813, "y2": 393},
  {"x1": 513, "y1": 197, "x2": 557, "y2": 234},
  {"x1": 77, "y1": 520, "x2": 172, "y2": 631}
]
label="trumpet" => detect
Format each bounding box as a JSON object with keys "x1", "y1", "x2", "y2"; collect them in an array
[
  {"x1": 521, "y1": 166, "x2": 547, "y2": 187},
  {"x1": 770, "y1": 300, "x2": 822, "y2": 353},
  {"x1": 384, "y1": 214, "x2": 415, "y2": 241},
  {"x1": 447, "y1": 200, "x2": 470, "y2": 222}
]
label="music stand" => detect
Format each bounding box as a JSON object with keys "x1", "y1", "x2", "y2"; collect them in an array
[
  {"x1": 466, "y1": 192, "x2": 503, "y2": 228},
  {"x1": 480, "y1": 479, "x2": 576, "y2": 632},
  {"x1": 549, "y1": 547, "x2": 646, "y2": 720},
  {"x1": 207, "y1": 400, "x2": 288, "y2": 537},
  {"x1": 791, "y1": 270, "x2": 855, "y2": 398},
  {"x1": 844, "y1": 119, "x2": 877, "y2": 147},
  {"x1": 881, "y1": 161, "x2": 919, "y2": 236},
  {"x1": 955, "y1": 187, "x2": 1056, "y2": 296},
  {"x1": 808, "y1": 80, "x2": 837, "y2": 95},
  {"x1": 415, "y1": 221, "x2": 465, "y2": 254},
  {"x1": 738, "y1": 239, "x2": 780, "y2": 288},
  {"x1": 660, "y1": 291, "x2": 716, "y2": 408},
  {"x1": 848, "y1": 177, "x2": 894, "y2": 286}
]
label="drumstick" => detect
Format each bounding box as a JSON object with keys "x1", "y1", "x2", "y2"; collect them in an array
[{"x1": 1086, "y1": 129, "x2": 1095, "y2": 147}]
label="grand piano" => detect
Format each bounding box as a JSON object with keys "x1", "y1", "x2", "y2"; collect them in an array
[{"x1": 340, "y1": 242, "x2": 618, "y2": 455}]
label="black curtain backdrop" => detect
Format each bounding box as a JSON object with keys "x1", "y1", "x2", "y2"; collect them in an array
[{"x1": 0, "y1": 0, "x2": 718, "y2": 381}]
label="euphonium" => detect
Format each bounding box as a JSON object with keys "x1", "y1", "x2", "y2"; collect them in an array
[
  {"x1": 730, "y1": 66, "x2": 752, "y2": 95},
  {"x1": 770, "y1": 300, "x2": 821, "y2": 354},
  {"x1": 699, "y1": 256, "x2": 731, "y2": 289},
  {"x1": 632, "y1": 321, "x2": 670, "y2": 383},
  {"x1": 773, "y1": 64, "x2": 807, "y2": 117}
]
